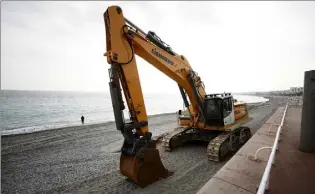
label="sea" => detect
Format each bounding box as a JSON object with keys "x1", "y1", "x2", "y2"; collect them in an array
[{"x1": 0, "y1": 90, "x2": 268, "y2": 136}]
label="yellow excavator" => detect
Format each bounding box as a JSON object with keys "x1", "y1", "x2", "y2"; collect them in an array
[{"x1": 104, "y1": 6, "x2": 251, "y2": 187}]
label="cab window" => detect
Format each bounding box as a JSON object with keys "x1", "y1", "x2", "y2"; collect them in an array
[
  {"x1": 205, "y1": 99, "x2": 221, "y2": 119},
  {"x1": 223, "y1": 98, "x2": 232, "y2": 117}
]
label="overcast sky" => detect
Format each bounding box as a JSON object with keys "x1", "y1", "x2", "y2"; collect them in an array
[{"x1": 1, "y1": 1, "x2": 314, "y2": 94}]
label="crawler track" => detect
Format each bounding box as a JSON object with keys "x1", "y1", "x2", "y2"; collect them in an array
[
  {"x1": 162, "y1": 126, "x2": 192, "y2": 151},
  {"x1": 207, "y1": 127, "x2": 251, "y2": 161},
  {"x1": 163, "y1": 126, "x2": 252, "y2": 162}
]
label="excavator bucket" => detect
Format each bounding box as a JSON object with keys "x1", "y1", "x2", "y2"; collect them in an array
[{"x1": 120, "y1": 148, "x2": 173, "y2": 187}]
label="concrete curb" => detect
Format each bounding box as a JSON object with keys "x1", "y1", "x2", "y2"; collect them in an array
[{"x1": 197, "y1": 107, "x2": 286, "y2": 194}]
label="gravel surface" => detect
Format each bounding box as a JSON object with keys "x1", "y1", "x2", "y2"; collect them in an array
[{"x1": 1, "y1": 96, "x2": 301, "y2": 194}]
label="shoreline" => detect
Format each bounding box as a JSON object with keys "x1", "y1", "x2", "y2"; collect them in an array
[
  {"x1": 1, "y1": 100, "x2": 267, "y2": 137},
  {"x1": 1, "y1": 112, "x2": 177, "y2": 137}
]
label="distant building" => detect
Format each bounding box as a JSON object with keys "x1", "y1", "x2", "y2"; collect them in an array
[
  {"x1": 290, "y1": 87, "x2": 303, "y2": 94},
  {"x1": 251, "y1": 86, "x2": 303, "y2": 96}
]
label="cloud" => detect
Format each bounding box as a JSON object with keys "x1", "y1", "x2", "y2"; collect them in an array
[{"x1": 1, "y1": 1, "x2": 315, "y2": 93}]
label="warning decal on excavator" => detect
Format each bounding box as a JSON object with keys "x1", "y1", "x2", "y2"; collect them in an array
[{"x1": 152, "y1": 49, "x2": 174, "y2": 66}]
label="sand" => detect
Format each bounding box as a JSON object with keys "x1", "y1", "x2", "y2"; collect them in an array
[{"x1": 1, "y1": 96, "x2": 301, "y2": 194}]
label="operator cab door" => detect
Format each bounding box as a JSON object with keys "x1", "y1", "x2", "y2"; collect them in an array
[
  {"x1": 203, "y1": 96, "x2": 235, "y2": 127},
  {"x1": 222, "y1": 97, "x2": 235, "y2": 126},
  {"x1": 203, "y1": 98, "x2": 223, "y2": 126}
]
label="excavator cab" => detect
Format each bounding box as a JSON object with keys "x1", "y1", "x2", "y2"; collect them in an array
[
  {"x1": 202, "y1": 93, "x2": 235, "y2": 127},
  {"x1": 178, "y1": 93, "x2": 235, "y2": 127}
]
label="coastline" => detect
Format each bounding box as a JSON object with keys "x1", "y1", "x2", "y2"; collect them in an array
[
  {"x1": 1, "y1": 100, "x2": 266, "y2": 137},
  {"x1": 0, "y1": 112, "x2": 177, "y2": 137}
]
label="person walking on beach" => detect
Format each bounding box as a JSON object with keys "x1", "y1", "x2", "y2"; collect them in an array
[{"x1": 81, "y1": 115, "x2": 85, "y2": 124}]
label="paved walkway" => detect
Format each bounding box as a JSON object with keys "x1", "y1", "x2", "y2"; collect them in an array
[
  {"x1": 197, "y1": 105, "x2": 315, "y2": 194},
  {"x1": 197, "y1": 107, "x2": 286, "y2": 194},
  {"x1": 268, "y1": 107, "x2": 315, "y2": 194}
]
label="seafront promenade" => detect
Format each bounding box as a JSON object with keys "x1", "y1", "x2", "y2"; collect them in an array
[{"x1": 197, "y1": 99, "x2": 315, "y2": 194}]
